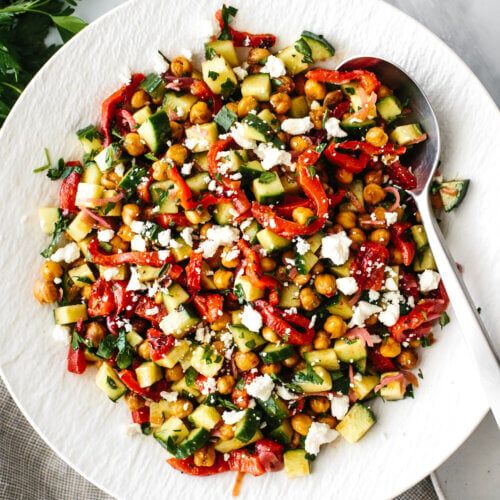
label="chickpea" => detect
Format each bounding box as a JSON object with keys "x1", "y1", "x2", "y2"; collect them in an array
[
  {"x1": 373, "y1": 206, "x2": 387, "y2": 221},
  {"x1": 117, "y1": 224, "x2": 134, "y2": 242},
  {"x1": 282, "y1": 353, "x2": 299, "y2": 367},
  {"x1": 334, "y1": 167, "x2": 354, "y2": 185},
  {"x1": 261, "y1": 363, "x2": 281, "y2": 375},
  {"x1": 152, "y1": 160, "x2": 169, "y2": 181},
  {"x1": 276, "y1": 130, "x2": 289, "y2": 144},
  {"x1": 213, "y1": 269, "x2": 233, "y2": 290},
  {"x1": 304, "y1": 79, "x2": 327, "y2": 101},
  {"x1": 313, "y1": 330, "x2": 331, "y2": 350},
  {"x1": 380, "y1": 337, "x2": 402, "y2": 358},
  {"x1": 293, "y1": 273, "x2": 311, "y2": 286},
  {"x1": 363, "y1": 183, "x2": 386, "y2": 204},
  {"x1": 289, "y1": 135, "x2": 311, "y2": 153},
  {"x1": 398, "y1": 349, "x2": 418, "y2": 369},
  {"x1": 124, "y1": 132, "x2": 146, "y2": 156},
  {"x1": 260, "y1": 256, "x2": 277, "y2": 273},
  {"x1": 166, "y1": 144, "x2": 189, "y2": 165},
  {"x1": 335, "y1": 211, "x2": 357, "y2": 230},
  {"x1": 221, "y1": 248, "x2": 239, "y2": 268},
  {"x1": 298, "y1": 344, "x2": 313, "y2": 357},
  {"x1": 370, "y1": 228, "x2": 391, "y2": 246},
  {"x1": 309, "y1": 396, "x2": 330, "y2": 414},
  {"x1": 237, "y1": 96, "x2": 258, "y2": 118},
  {"x1": 131, "y1": 89, "x2": 150, "y2": 109},
  {"x1": 217, "y1": 375, "x2": 235, "y2": 395},
  {"x1": 193, "y1": 445, "x2": 216, "y2": 467},
  {"x1": 311, "y1": 262, "x2": 325, "y2": 275},
  {"x1": 219, "y1": 423, "x2": 235, "y2": 440},
  {"x1": 109, "y1": 235, "x2": 129, "y2": 253},
  {"x1": 210, "y1": 312, "x2": 231, "y2": 331},
  {"x1": 40, "y1": 261, "x2": 63, "y2": 281},
  {"x1": 291, "y1": 414, "x2": 313, "y2": 436},
  {"x1": 137, "y1": 341, "x2": 151, "y2": 360},
  {"x1": 234, "y1": 351, "x2": 259, "y2": 371},
  {"x1": 292, "y1": 206, "x2": 315, "y2": 225},
  {"x1": 364, "y1": 169, "x2": 383, "y2": 185},
  {"x1": 365, "y1": 314, "x2": 378, "y2": 326},
  {"x1": 314, "y1": 274, "x2": 336, "y2": 297},
  {"x1": 226, "y1": 102, "x2": 238, "y2": 115},
  {"x1": 291, "y1": 431, "x2": 302, "y2": 449},
  {"x1": 377, "y1": 84, "x2": 392, "y2": 99},
  {"x1": 262, "y1": 326, "x2": 279, "y2": 343},
  {"x1": 295, "y1": 360, "x2": 307, "y2": 371},
  {"x1": 309, "y1": 106, "x2": 327, "y2": 129},
  {"x1": 273, "y1": 75, "x2": 295, "y2": 93},
  {"x1": 124, "y1": 393, "x2": 145, "y2": 411},
  {"x1": 86, "y1": 322, "x2": 106, "y2": 347},
  {"x1": 247, "y1": 47, "x2": 271, "y2": 65},
  {"x1": 300, "y1": 287, "x2": 321, "y2": 311},
  {"x1": 81, "y1": 285, "x2": 92, "y2": 300},
  {"x1": 189, "y1": 101, "x2": 212, "y2": 124},
  {"x1": 409, "y1": 339, "x2": 421, "y2": 349},
  {"x1": 323, "y1": 90, "x2": 343, "y2": 109},
  {"x1": 122, "y1": 204, "x2": 141, "y2": 226},
  {"x1": 270, "y1": 92, "x2": 291, "y2": 114},
  {"x1": 165, "y1": 364, "x2": 184, "y2": 382},
  {"x1": 349, "y1": 227, "x2": 366, "y2": 247},
  {"x1": 170, "y1": 121, "x2": 184, "y2": 141},
  {"x1": 33, "y1": 279, "x2": 58, "y2": 304},
  {"x1": 171, "y1": 56, "x2": 192, "y2": 77},
  {"x1": 365, "y1": 126, "x2": 389, "y2": 147},
  {"x1": 171, "y1": 399, "x2": 194, "y2": 419},
  {"x1": 317, "y1": 415, "x2": 337, "y2": 428},
  {"x1": 101, "y1": 171, "x2": 120, "y2": 189},
  {"x1": 324, "y1": 315, "x2": 347, "y2": 338}
]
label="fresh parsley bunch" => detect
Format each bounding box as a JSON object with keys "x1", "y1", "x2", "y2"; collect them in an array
[{"x1": 0, "y1": 0, "x2": 86, "y2": 125}]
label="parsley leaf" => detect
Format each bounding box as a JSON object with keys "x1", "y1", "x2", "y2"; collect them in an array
[
  {"x1": 218, "y1": 4, "x2": 238, "y2": 41},
  {"x1": 208, "y1": 70, "x2": 219, "y2": 80},
  {"x1": 439, "y1": 311, "x2": 450, "y2": 329},
  {"x1": 116, "y1": 330, "x2": 134, "y2": 369},
  {"x1": 294, "y1": 364, "x2": 323, "y2": 385},
  {"x1": 40, "y1": 209, "x2": 70, "y2": 258},
  {"x1": 258, "y1": 172, "x2": 276, "y2": 184}
]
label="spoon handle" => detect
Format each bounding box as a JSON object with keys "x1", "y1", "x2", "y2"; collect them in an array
[{"x1": 417, "y1": 197, "x2": 500, "y2": 428}]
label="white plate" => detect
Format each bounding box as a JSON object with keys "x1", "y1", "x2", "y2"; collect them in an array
[{"x1": 0, "y1": 0, "x2": 499, "y2": 498}]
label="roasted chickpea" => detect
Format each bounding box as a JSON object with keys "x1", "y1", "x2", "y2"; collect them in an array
[
  {"x1": 300, "y1": 287, "x2": 321, "y2": 311},
  {"x1": 171, "y1": 56, "x2": 192, "y2": 76},
  {"x1": 260, "y1": 256, "x2": 277, "y2": 273},
  {"x1": 311, "y1": 262, "x2": 325, "y2": 275},
  {"x1": 364, "y1": 169, "x2": 384, "y2": 185},
  {"x1": 334, "y1": 167, "x2": 354, "y2": 185},
  {"x1": 152, "y1": 160, "x2": 169, "y2": 181},
  {"x1": 210, "y1": 312, "x2": 231, "y2": 331},
  {"x1": 109, "y1": 235, "x2": 129, "y2": 252},
  {"x1": 131, "y1": 89, "x2": 150, "y2": 109},
  {"x1": 313, "y1": 330, "x2": 331, "y2": 350},
  {"x1": 40, "y1": 261, "x2": 63, "y2": 281},
  {"x1": 283, "y1": 353, "x2": 300, "y2": 367},
  {"x1": 262, "y1": 326, "x2": 279, "y2": 343},
  {"x1": 137, "y1": 341, "x2": 151, "y2": 360},
  {"x1": 369, "y1": 228, "x2": 391, "y2": 246},
  {"x1": 237, "y1": 96, "x2": 258, "y2": 118},
  {"x1": 221, "y1": 248, "x2": 239, "y2": 268},
  {"x1": 363, "y1": 183, "x2": 386, "y2": 204},
  {"x1": 226, "y1": 102, "x2": 239, "y2": 115},
  {"x1": 247, "y1": 47, "x2": 271, "y2": 64},
  {"x1": 289, "y1": 135, "x2": 311, "y2": 153},
  {"x1": 165, "y1": 363, "x2": 184, "y2": 382},
  {"x1": 309, "y1": 396, "x2": 330, "y2": 414},
  {"x1": 166, "y1": 144, "x2": 189, "y2": 165},
  {"x1": 189, "y1": 101, "x2": 212, "y2": 124},
  {"x1": 292, "y1": 206, "x2": 315, "y2": 225},
  {"x1": 270, "y1": 92, "x2": 292, "y2": 114},
  {"x1": 213, "y1": 269, "x2": 233, "y2": 290},
  {"x1": 309, "y1": 106, "x2": 327, "y2": 129},
  {"x1": 261, "y1": 362, "x2": 282, "y2": 375},
  {"x1": 398, "y1": 349, "x2": 418, "y2": 369},
  {"x1": 293, "y1": 273, "x2": 311, "y2": 286},
  {"x1": 81, "y1": 285, "x2": 92, "y2": 300},
  {"x1": 117, "y1": 224, "x2": 134, "y2": 242},
  {"x1": 291, "y1": 414, "x2": 313, "y2": 436},
  {"x1": 323, "y1": 90, "x2": 343, "y2": 109},
  {"x1": 33, "y1": 279, "x2": 58, "y2": 304},
  {"x1": 86, "y1": 322, "x2": 106, "y2": 347},
  {"x1": 324, "y1": 315, "x2": 347, "y2": 338},
  {"x1": 317, "y1": 415, "x2": 337, "y2": 428},
  {"x1": 348, "y1": 227, "x2": 366, "y2": 247},
  {"x1": 234, "y1": 351, "x2": 259, "y2": 371},
  {"x1": 170, "y1": 121, "x2": 184, "y2": 141},
  {"x1": 121, "y1": 203, "x2": 141, "y2": 226},
  {"x1": 273, "y1": 75, "x2": 295, "y2": 93},
  {"x1": 314, "y1": 274, "x2": 336, "y2": 297},
  {"x1": 171, "y1": 399, "x2": 194, "y2": 419},
  {"x1": 193, "y1": 445, "x2": 216, "y2": 467},
  {"x1": 304, "y1": 79, "x2": 327, "y2": 100},
  {"x1": 219, "y1": 423, "x2": 235, "y2": 440},
  {"x1": 298, "y1": 344, "x2": 313, "y2": 357},
  {"x1": 335, "y1": 211, "x2": 357, "y2": 230},
  {"x1": 124, "y1": 393, "x2": 145, "y2": 411},
  {"x1": 380, "y1": 337, "x2": 402, "y2": 358},
  {"x1": 365, "y1": 314, "x2": 378, "y2": 326},
  {"x1": 366, "y1": 126, "x2": 389, "y2": 147},
  {"x1": 124, "y1": 132, "x2": 146, "y2": 156},
  {"x1": 217, "y1": 375, "x2": 235, "y2": 395},
  {"x1": 377, "y1": 84, "x2": 392, "y2": 99},
  {"x1": 101, "y1": 171, "x2": 120, "y2": 189}
]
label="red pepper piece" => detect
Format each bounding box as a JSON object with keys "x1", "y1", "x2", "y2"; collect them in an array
[
  {"x1": 368, "y1": 346, "x2": 396, "y2": 373},
  {"x1": 390, "y1": 222, "x2": 416, "y2": 266},
  {"x1": 155, "y1": 213, "x2": 191, "y2": 228},
  {"x1": 111, "y1": 280, "x2": 137, "y2": 315},
  {"x1": 254, "y1": 439, "x2": 284, "y2": 472},
  {"x1": 186, "y1": 251, "x2": 203, "y2": 295},
  {"x1": 131, "y1": 406, "x2": 150, "y2": 424},
  {"x1": 147, "y1": 328, "x2": 175, "y2": 362},
  {"x1": 193, "y1": 294, "x2": 224, "y2": 323},
  {"x1": 237, "y1": 240, "x2": 280, "y2": 290},
  {"x1": 274, "y1": 197, "x2": 313, "y2": 218},
  {"x1": 88, "y1": 237, "x2": 172, "y2": 268},
  {"x1": 59, "y1": 169, "x2": 81, "y2": 213},
  {"x1": 190, "y1": 79, "x2": 223, "y2": 114},
  {"x1": 332, "y1": 100, "x2": 351, "y2": 119},
  {"x1": 305, "y1": 68, "x2": 380, "y2": 95},
  {"x1": 166, "y1": 163, "x2": 196, "y2": 210},
  {"x1": 134, "y1": 296, "x2": 167, "y2": 325},
  {"x1": 88, "y1": 278, "x2": 116, "y2": 317},
  {"x1": 228, "y1": 450, "x2": 266, "y2": 476},
  {"x1": 115, "y1": 108, "x2": 137, "y2": 135},
  {"x1": 167, "y1": 455, "x2": 230, "y2": 476},
  {"x1": 215, "y1": 10, "x2": 276, "y2": 48},
  {"x1": 119, "y1": 369, "x2": 152, "y2": 398},
  {"x1": 399, "y1": 271, "x2": 420, "y2": 301},
  {"x1": 336, "y1": 140, "x2": 406, "y2": 156},
  {"x1": 351, "y1": 242, "x2": 390, "y2": 291},
  {"x1": 67, "y1": 345, "x2": 87, "y2": 374},
  {"x1": 385, "y1": 160, "x2": 417, "y2": 190},
  {"x1": 324, "y1": 143, "x2": 370, "y2": 173}
]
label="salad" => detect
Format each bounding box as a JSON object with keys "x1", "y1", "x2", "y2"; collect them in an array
[{"x1": 34, "y1": 5, "x2": 468, "y2": 487}]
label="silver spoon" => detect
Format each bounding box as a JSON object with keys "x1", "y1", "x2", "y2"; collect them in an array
[{"x1": 337, "y1": 56, "x2": 500, "y2": 428}]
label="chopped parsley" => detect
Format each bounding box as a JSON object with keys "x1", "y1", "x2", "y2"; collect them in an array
[
  {"x1": 40, "y1": 210, "x2": 70, "y2": 258},
  {"x1": 218, "y1": 4, "x2": 238, "y2": 41}
]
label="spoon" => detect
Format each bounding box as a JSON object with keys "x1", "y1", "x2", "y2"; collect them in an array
[{"x1": 337, "y1": 56, "x2": 500, "y2": 428}]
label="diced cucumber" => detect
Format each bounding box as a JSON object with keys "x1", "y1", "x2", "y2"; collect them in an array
[
  {"x1": 260, "y1": 343, "x2": 295, "y2": 364},
  {"x1": 235, "y1": 409, "x2": 262, "y2": 442},
  {"x1": 205, "y1": 40, "x2": 240, "y2": 67},
  {"x1": 188, "y1": 404, "x2": 221, "y2": 430},
  {"x1": 185, "y1": 122, "x2": 219, "y2": 152},
  {"x1": 334, "y1": 338, "x2": 367, "y2": 363},
  {"x1": 295, "y1": 251, "x2": 318, "y2": 275},
  {"x1": 140, "y1": 73, "x2": 165, "y2": 101},
  {"x1": 339, "y1": 179, "x2": 364, "y2": 213},
  {"x1": 170, "y1": 238, "x2": 193, "y2": 262},
  {"x1": 75, "y1": 183, "x2": 104, "y2": 208},
  {"x1": 214, "y1": 430, "x2": 262, "y2": 453},
  {"x1": 214, "y1": 200, "x2": 236, "y2": 225},
  {"x1": 307, "y1": 233, "x2": 322, "y2": 253},
  {"x1": 239, "y1": 160, "x2": 265, "y2": 180},
  {"x1": 132, "y1": 105, "x2": 152, "y2": 125},
  {"x1": 126, "y1": 330, "x2": 143, "y2": 349},
  {"x1": 118, "y1": 164, "x2": 147, "y2": 191},
  {"x1": 293, "y1": 366, "x2": 333, "y2": 392},
  {"x1": 154, "y1": 340, "x2": 191, "y2": 369},
  {"x1": 326, "y1": 294, "x2": 353, "y2": 320},
  {"x1": 95, "y1": 143, "x2": 121, "y2": 172},
  {"x1": 95, "y1": 362, "x2": 126, "y2": 401},
  {"x1": 38, "y1": 207, "x2": 59, "y2": 234},
  {"x1": 185, "y1": 172, "x2": 210, "y2": 195},
  {"x1": 68, "y1": 264, "x2": 95, "y2": 287},
  {"x1": 137, "y1": 110, "x2": 170, "y2": 153},
  {"x1": 162, "y1": 91, "x2": 199, "y2": 121},
  {"x1": 281, "y1": 174, "x2": 300, "y2": 195},
  {"x1": 136, "y1": 265, "x2": 161, "y2": 282},
  {"x1": 340, "y1": 116, "x2": 375, "y2": 131},
  {"x1": 81, "y1": 162, "x2": 102, "y2": 184},
  {"x1": 191, "y1": 345, "x2": 224, "y2": 377},
  {"x1": 269, "y1": 419, "x2": 294, "y2": 446},
  {"x1": 229, "y1": 324, "x2": 266, "y2": 353},
  {"x1": 150, "y1": 180, "x2": 179, "y2": 214},
  {"x1": 76, "y1": 125, "x2": 103, "y2": 155},
  {"x1": 256, "y1": 228, "x2": 291, "y2": 253},
  {"x1": 336, "y1": 403, "x2": 376, "y2": 443},
  {"x1": 304, "y1": 348, "x2": 340, "y2": 371},
  {"x1": 214, "y1": 105, "x2": 238, "y2": 131},
  {"x1": 135, "y1": 361, "x2": 163, "y2": 388},
  {"x1": 257, "y1": 395, "x2": 290, "y2": 423},
  {"x1": 330, "y1": 259, "x2": 353, "y2": 278},
  {"x1": 149, "y1": 400, "x2": 172, "y2": 427},
  {"x1": 277, "y1": 45, "x2": 309, "y2": 75},
  {"x1": 257, "y1": 109, "x2": 280, "y2": 130},
  {"x1": 379, "y1": 371, "x2": 406, "y2": 400},
  {"x1": 242, "y1": 219, "x2": 260, "y2": 244},
  {"x1": 171, "y1": 376, "x2": 201, "y2": 397},
  {"x1": 279, "y1": 284, "x2": 300, "y2": 309},
  {"x1": 98, "y1": 264, "x2": 127, "y2": 281},
  {"x1": 154, "y1": 416, "x2": 189, "y2": 449},
  {"x1": 200, "y1": 261, "x2": 217, "y2": 290},
  {"x1": 411, "y1": 225, "x2": 437, "y2": 271},
  {"x1": 300, "y1": 31, "x2": 335, "y2": 61},
  {"x1": 252, "y1": 172, "x2": 285, "y2": 204},
  {"x1": 162, "y1": 284, "x2": 190, "y2": 313},
  {"x1": 376, "y1": 95, "x2": 402, "y2": 122},
  {"x1": 174, "y1": 428, "x2": 210, "y2": 458},
  {"x1": 438, "y1": 179, "x2": 470, "y2": 212},
  {"x1": 284, "y1": 449, "x2": 310, "y2": 478},
  {"x1": 66, "y1": 212, "x2": 94, "y2": 242},
  {"x1": 201, "y1": 56, "x2": 237, "y2": 95},
  {"x1": 289, "y1": 95, "x2": 309, "y2": 118},
  {"x1": 54, "y1": 304, "x2": 88, "y2": 325},
  {"x1": 355, "y1": 357, "x2": 367, "y2": 374},
  {"x1": 234, "y1": 275, "x2": 265, "y2": 302},
  {"x1": 241, "y1": 73, "x2": 271, "y2": 102},
  {"x1": 159, "y1": 306, "x2": 199, "y2": 338},
  {"x1": 352, "y1": 374, "x2": 380, "y2": 400},
  {"x1": 193, "y1": 152, "x2": 209, "y2": 171},
  {"x1": 390, "y1": 123, "x2": 426, "y2": 146},
  {"x1": 242, "y1": 113, "x2": 280, "y2": 144}
]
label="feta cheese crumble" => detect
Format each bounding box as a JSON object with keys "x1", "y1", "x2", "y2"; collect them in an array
[
  {"x1": 320, "y1": 231, "x2": 352, "y2": 265},
  {"x1": 419, "y1": 270, "x2": 441, "y2": 292},
  {"x1": 50, "y1": 242, "x2": 80, "y2": 264},
  {"x1": 198, "y1": 225, "x2": 240, "y2": 258},
  {"x1": 254, "y1": 143, "x2": 293, "y2": 170},
  {"x1": 131, "y1": 234, "x2": 147, "y2": 252},
  {"x1": 349, "y1": 301, "x2": 382, "y2": 327},
  {"x1": 324, "y1": 117, "x2": 348, "y2": 139},
  {"x1": 180, "y1": 227, "x2": 194, "y2": 247},
  {"x1": 280, "y1": 117, "x2": 313, "y2": 135},
  {"x1": 97, "y1": 229, "x2": 114, "y2": 242},
  {"x1": 384, "y1": 211, "x2": 398, "y2": 226},
  {"x1": 335, "y1": 277, "x2": 359, "y2": 296},
  {"x1": 246, "y1": 374, "x2": 274, "y2": 401},
  {"x1": 304, "y1": 422, "x2": 339, "y2": 455},
  {"x1": 233, "y1": 66, "x2": 248, "y2": 80},
  {"x1": 222, "y1": 410, "x2": 246, "y2": 425},
  {"x1": 229, "y1": 122, "x2": 256, "y2": 149},
  {"x1": 158, "y1": 229, "x2": 172, "y2": 247},
  {"x1": 241, "y1": 304, "x2": 263, "y2": 332},
  {"x1": 160, "y1": 391, "x2": 179, "y2": 402},
  {"x1": 330, "y1": 395, "x2": 350, "y2": 420},
  {"x1": 260, "y1": 55, "x2": 286, "y2": 78},
  {"x1": 295, "y1": 237, "x2": 310, "y2": 256},
  {"x1": 103, "y1": 267, "x2": 120, "y2": 281},
  {"x1": 127, "y1": 266, "x2": 147, "y2": 291}
]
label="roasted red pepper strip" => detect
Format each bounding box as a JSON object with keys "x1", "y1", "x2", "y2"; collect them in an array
[
  {"x1": 131, "y1": 406, "x2": 150, "y2": 424},
  {"x1": 186, "y1": 251, "x2": 203, "y2": 295},
  {"x1": 336, "y1": 140, "x2": 406, "y2": 156},
  {"x1": 390, "y1": 222, "x2": 416, "y2": 266},
  {"x1": 147, "y1": 328, "x2": 175, "y2": 362},
  {"x1": 135, "y1": 296, "x2": 167, "y2": 325},
  {"x1": 166, "y1": 163, "x2": 196, "y2": 210},
  {"x1": 399, "y1": 271, "x2": 420, "y2": 301},
  {"x1": 305, "y1": 68, "x2": 380, "y2": 95},
  {"x1": 88, "y1": 237, "x2": 172, "y2": 267},
  {"x1": 229, "y1": 450, "x2": 265, "y2": 476},
  {"x1": 193, "y1": 294, "x2": 224, "y2": 323},
  {"x1": 88, "y1": 278, "x2": 116, "y2": 317},
  {"x1": 324, "y1": 143, "x2": 370, "y2": 173},
  {"x1": 332, "y1": 100, "x2": 351, "y2": 119},
  {"x1": 101, "y1": 73, "x2": 145, "y2": 146},
  {"x1": 155, "y1": 213, "x2": 191, "y2": 228},
  {"x1": 385, "y1": 160, "x2": 417, "y2": 190},
  {"x1": 215, "y1": 9, "x2": 276, "y2": 48},
  {"x1": 59, "y1": 168, "x2": 81, "y2": 213},
  {"x1": 119, "y1": 369, "x2": 152, "y2": 398},
  {"x1": 237, "y1": 240, "x2": 280, "y2": 290},
  {"x1": 351, "y1": 242, "x2": 390, "y2": 290},
  {"x1": 254, "y1": 300, "x2": 314, "y2": 345},
  {"x1": 67, "y1": 345, "x2": 87, "y2": 374},
  {"x1": 167, "y1": 455, "x2": 230, "y2": 476},
  {"x1": 190, "y1": 79, "x2": 223, "y2": 114},
  {"x1": 368, "y1": 346, "x2": 396, "y2": 373},
  {"x1": 112, "y1": 280, "x2": 137, "y2": 315},
  {"x1": 274, "y1": 197, "x2": 313, "y2": 218}
]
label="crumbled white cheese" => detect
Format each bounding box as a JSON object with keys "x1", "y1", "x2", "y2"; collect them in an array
[
  {"x1": 233, "y1": 66, "x2": 248, "y2": 81},
  {"x1": 295, "y1": 237, "x2": 310, "y2": 256},
  {"x1": 222, "y1": 410, "x2": 246, "y2": 425},
  {"x1": 368, "y1": 289, "x2": 380, "y2": 302},
  {"x1": 158, "y1": 250, "x2": 170, "y2": 261},
  {"x1": 222, "y1": 246, "x2": 240, "y2": 262},
  {"x1": 419, "y1": 270, "x2": 441, "y2": 292},
  {"x1": 198, "y1": 225, "x2": 240, "y2": 258},
  {"x1": 153, "y1": 51, "x2": 169, "y2": 74},
  {"x1": 241, "y1": 304, "x2": 263, "y2": 332},
  {"x1": 124, "y1": 423, "x2": 142, "y2": 436},
  {"x1": 229, "y1": 122, "x2": 256, "y2": 149},
  {"x1": 304, "y1": 422, "x2": 339, "y2": 455},
  {"x1": 131, "y1": 234, "x2": 147, "y2": 252},
  {"x1": 275, "y1": 385, "x2": 298, "y2": 401},
  {"x1": 349, "y1": 301, "x2": 382, "y2": 327},
  {"x1": 50, "y1": 242, "x2": 80, "y2": 264},
  {"x1": 246, "y1": 374, "x2": 275, "y2": 401},
  {"x1": 51, "y1": 325, "x2": 70, "y2": 344},
  {"x1": 103, "y1": 267, "x2": 120, "y2": 281},
  {"x1": 158, "y1": 229, "x2": 172, "y2": 247},
  {"x1": 384, "y1": 277, "x2": 398, "y2": 291},
  {"x1": 254, "y1": 143, "x2": 293, "y2": 170},
  {"x1": 130, "y1": 220, "x2": 145, "y2": 234},
  {"x1": 97, "y1": 229, "x2": 114, "y2": 242},
  {"x1": 160, "y1": 391, "x2": 179, "y2": 402},
  {"x1": 324, "y1": 117, "x2": 348, "y2": 139},
  {"x1": 127, "y1": 266, "x2": 147, "y2": 291},
  {"x1": 181, "y1": 162, "x2": 193, "y2": 176},
  {"x1": 260, "y1": 55, "x2": 286, "y2": 78},
  {"x1": 407, "y1": 296, "x2": 415, "y2": 308},
  {"x1": 180, "y1": 227, "x2": 194, "y2": 247},
  {"x1": 200, "y1": 377, "x2": 217, "y2": 395},
  {"x1": 114, "y1": 163, "x2": 125, "y2": 177},
  {"x1": 336, "y1": 277, "x2": 359, "y2": 296},
  {"x1": 280, "y1": 117, "x2": 313, "y2": 135},
  {"x1": 378, "y1": 302, "x2": 400, "y2": 327},
  {"x1": 384, "y1": 211, "x2": 398, "y2": 226},
  {"x1": 320, "y1": 232, "x2": 352, "y2": 265},
  {"x1": 330, "y1": 395, "x2": 350, "y2": 420}
]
